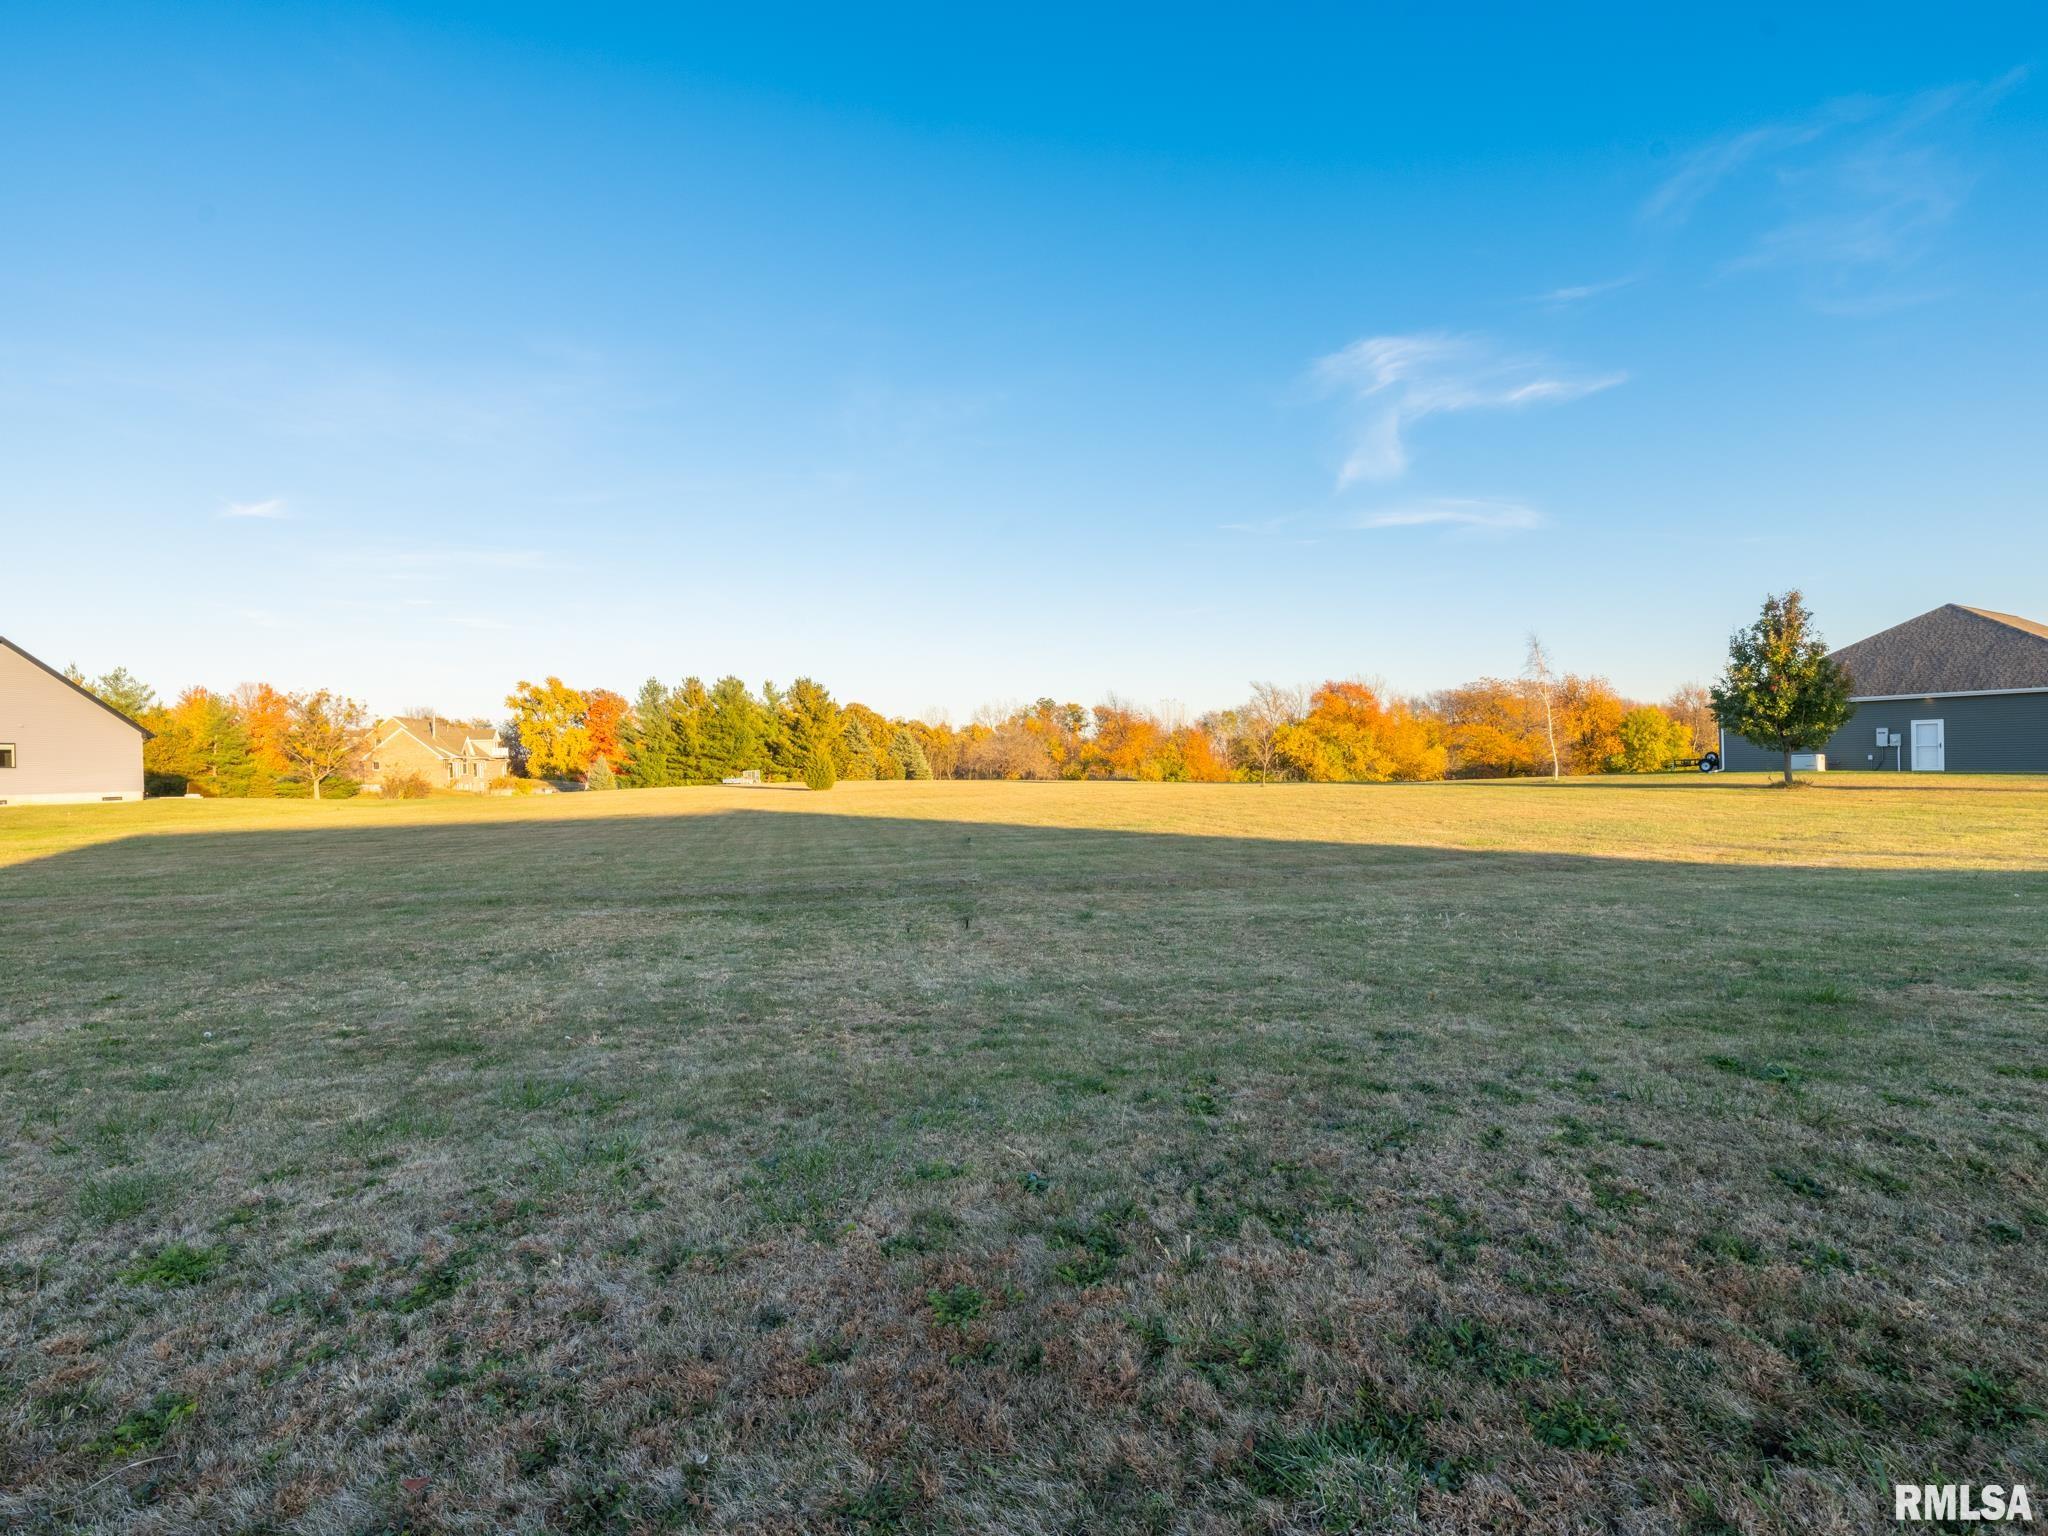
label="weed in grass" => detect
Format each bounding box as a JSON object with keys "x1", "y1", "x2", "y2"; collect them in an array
[
  {"x1": 879, "y1": 1208, "x2": 960, "y2": 1257},
  {"x1": 1409, "y1": 1318, "x2": 1554, "y2": 1383},
  {"x1": 1769, "y1": 1166, "x2": 1831, "y2": 1201},
  {"x1": 805, "y1": 1336, "x2": 855, "y2": 1367},
  {"x1": 1699, "y1": 1228, "x2": 1764, "y2": 1264},
  {"x1": 1527, "y1": 1394, "x2": 1629, "y2": 1452},
  {"x1": 87, "y1": 1392, "x2": 196, "y2": 1457},
  {"x1": 834, "y1": 1466, "x2": 919, "y2": 1529},
  {"x1": 123, "y1": 1242, "x2": 222, "y2": 1287},
  {"x1": 1049, "y1": 1204, "x2": 1134, "y2": 1285},
  {"x1": 76, "y1": 1171, "x2": 164, "y2": 1223},
  {"x1": 1953, "y1": 1370, "x2": 2042, "y2": 1430},
  {"x1": 391, "y1": 1251, "x2": 473, "y2": 1314},
  {"x1": 927, "y1": 1284, "x2": 984, "y2": 1328},
  {"x1": 1246, "y1": 1392, "x2": 1461, "y2": 1498},
  {"x1": 1708, "y1": 1054, "x2": 1803, "y2": 1086},
  {"x1": 1128, "y1": 1312, "x2": 1181, "y2": 1363},
  {"x1": 1793, "y1": 1240, "x2": 1854, "y2": 1272}
]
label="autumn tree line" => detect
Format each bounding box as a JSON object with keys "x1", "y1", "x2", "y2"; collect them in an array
[
  {"x1": 63, "y1": 646, "x2": 1722, "y2": 796},
  {"x1": 63, "y1": 652, "x2": 1722, "y2": 796},
  {"x1": 503, "y1": 662, "x2": 1720, "y2": 788},
  {"x1": 69, "y1": 593, "x2": 1869, "y2": 795}
]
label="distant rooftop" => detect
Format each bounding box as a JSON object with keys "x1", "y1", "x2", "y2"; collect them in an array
[{"x1": 1834, "y1": 605, "x2": 2048, "y2": 696}]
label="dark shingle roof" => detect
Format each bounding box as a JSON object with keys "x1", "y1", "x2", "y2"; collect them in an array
[{"x1": 1833, "y1": 605, "x2": 2048, "y2": 696}]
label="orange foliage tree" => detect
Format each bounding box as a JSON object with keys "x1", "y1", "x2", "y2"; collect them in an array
[
  {"x1": 1273, "y1": 681, "x2": 1447, "y2": 782},
  {"x1": 583, "y1": 688, "x2": 632, "y2": 777}
]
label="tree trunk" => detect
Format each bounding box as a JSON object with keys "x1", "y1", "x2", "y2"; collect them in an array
[
  {"x1": 312, "y1": 772, "x2": 322, "y2": 801},
  {"x1": 1781, "y1": 750, "x2": 1793, "y2": 786}
]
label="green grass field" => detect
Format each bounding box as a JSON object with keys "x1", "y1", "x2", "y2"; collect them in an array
[{"x1": 4, "y1": 776, "x2": 2045, "y2": 1533}]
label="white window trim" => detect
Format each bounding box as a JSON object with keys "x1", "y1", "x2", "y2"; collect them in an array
[{"x1": 0, "y1": 742, "x2": 15, "y2": 769}]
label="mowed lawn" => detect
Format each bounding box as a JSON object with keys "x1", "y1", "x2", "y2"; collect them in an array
[{"x1": 3, "y1": 777, "x2": 2046, "y2": 1535}]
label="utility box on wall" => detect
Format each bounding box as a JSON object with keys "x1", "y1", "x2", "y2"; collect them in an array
[{"x1": 1789, "y1": 752, "x2": 1827, "y2": 772}]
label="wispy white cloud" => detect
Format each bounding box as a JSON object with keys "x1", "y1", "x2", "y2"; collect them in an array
[
  {"x1": 1643, "y1": 68, "x2": 2026, "y2": 306},
  {"x1": 221, "y1": 497, "x2": 288, "y2": 519},
  {"x1": 1313, "y1": 332, "x2": 1624, "y2": 484},
  {"x1": 1529, "y1": 274, "x2": 1640, "y2": 308},
  {"x1": 1348, "y1": 498, "x2": 1545, "y2": 534}
]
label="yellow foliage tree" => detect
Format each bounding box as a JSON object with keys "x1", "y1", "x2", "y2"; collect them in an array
[{"x1": 505, "y1": 677, "x2": 591, "y2": 780}]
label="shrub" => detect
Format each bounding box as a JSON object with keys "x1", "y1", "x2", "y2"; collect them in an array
[
  {"x1": 384, "y1": 772, "x2": 433, "y2": 799},
  {"x1": 144, "y1": 773, "x2": 190, "y2": 798},
  {"x1": 803, "y1": 746, "x2": 836, "y2": 792}
]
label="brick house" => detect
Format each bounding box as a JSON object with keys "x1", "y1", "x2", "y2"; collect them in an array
[{"x1": 362, "y1": 715, "x2": 510, "y2": 792}]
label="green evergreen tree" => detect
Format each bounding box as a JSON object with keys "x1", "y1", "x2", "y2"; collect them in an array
[
  {"x1": 803, "y1": 744, "x2": 837, "y2": 791},
  {"x1": 191, "y1": 692, "x2": 255, "y2": 796},
  {"x1": 772, "y1": 677, "x2": 840, "y2": 780},
  {"x1": 1711, "y1": 591, "x2": 1856, "y2": 785},
  {"x1": 66, "y1": 663, "x2": 157, "y2": 720},
  {"x1": 621, "y1": 678, "x2": 675, "y2": 787},
  {"x1": 890, "y1": 728, "x2": 933, "y2": 780},
  {"x1": 702, "y1": 676, "x2": 766, "y2": 779},
  {"x1": 586, "y1": 753, "x2": 619, "y2": 790},
  {"x1": 840, "y1": 717, "x2": 878, "y2": 780}
]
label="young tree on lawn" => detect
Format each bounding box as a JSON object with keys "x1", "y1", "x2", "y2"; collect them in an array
[
  {"x1": 585, "y1": 753, "x2": 618, "y2": 791},
  {"x1": 282, "y1": 690, "x2": 367, "y2": 800},
  {"x1": 1711, "y1": 590, "x2": 1856, "y2": 785},
  {"x1": 1524, "y1": 635, "x2": 1561, "y2": 779}
]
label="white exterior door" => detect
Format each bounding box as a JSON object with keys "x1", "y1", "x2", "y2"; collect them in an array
[{"x1": 1910, "y1": 718, "x2": 1945, "y2": 771}]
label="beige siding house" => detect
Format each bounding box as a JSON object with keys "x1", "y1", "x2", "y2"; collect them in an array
[
  {"x1": 0, "y1": 637, "x2": 150, "y2": 806},
  {"x1": 362, "y1": 715, "x2": 510, "y2": 792}
]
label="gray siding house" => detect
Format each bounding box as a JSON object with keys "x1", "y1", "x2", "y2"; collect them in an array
[
  {"x1": 0, "y1": 636, "x2": 152, "y2": 805},
  {"x1": 1719, "y1": 605, "x2": 2048, "y2": 774}
]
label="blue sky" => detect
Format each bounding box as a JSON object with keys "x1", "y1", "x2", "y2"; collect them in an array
[{"x1": 3, "y1": 4, "x2": 2043, "y2": 721}]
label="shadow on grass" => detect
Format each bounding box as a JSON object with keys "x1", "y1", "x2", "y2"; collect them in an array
[{"x1": 3, "y1": 805, "x2": 2042, "y2": 913}]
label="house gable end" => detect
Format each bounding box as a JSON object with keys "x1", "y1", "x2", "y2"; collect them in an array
[{"x1": 0, "y1": 637, "x2": 153, "y2": 738}]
